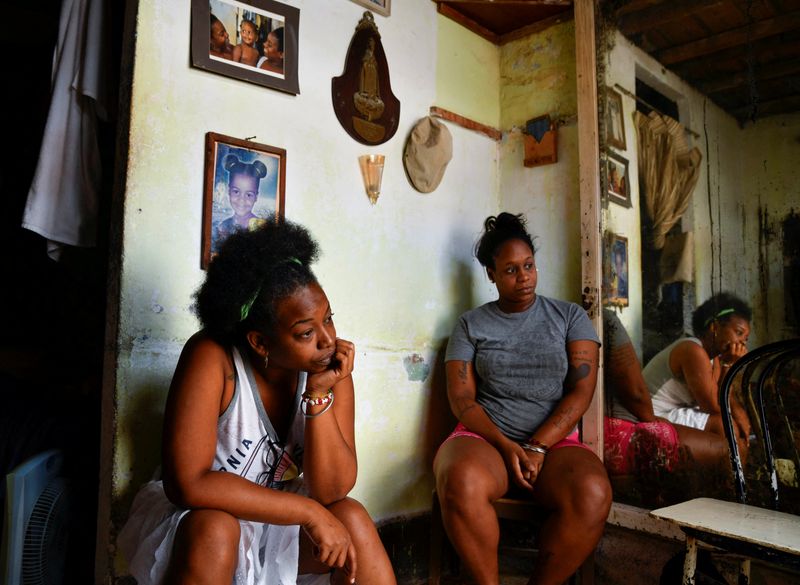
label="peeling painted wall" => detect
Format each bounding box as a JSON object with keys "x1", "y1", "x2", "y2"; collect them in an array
[
  {"x1": 498, "y1": 21, "x2": 583, "y2": 302},
  {"x1": 436, "y1": 16, "x2": 500, "y2": 129},
  {"x1": 737, "y1": 114, "x2": 800, "y2": 342}
]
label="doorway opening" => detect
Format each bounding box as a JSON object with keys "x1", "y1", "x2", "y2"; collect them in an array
[{"x1": 635, "y1": 78, "x2": 694, "y2": 363}]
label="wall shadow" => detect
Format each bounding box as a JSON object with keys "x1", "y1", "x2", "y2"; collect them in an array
[{"x1": 420, "y1": 259, "x2": 475, "y2": 470}]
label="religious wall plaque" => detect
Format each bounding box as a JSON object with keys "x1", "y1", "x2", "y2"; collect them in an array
[{"x1": 331, "y1": 12, "x2": 400, "y2": 145}]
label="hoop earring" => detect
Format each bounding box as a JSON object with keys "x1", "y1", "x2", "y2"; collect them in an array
[{"x1": 264, "y1": 354, "x2": 269, "y2": 369}]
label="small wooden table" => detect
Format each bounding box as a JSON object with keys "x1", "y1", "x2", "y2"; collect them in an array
[{"x1": 650, "y1": 498, "x2": 800, "y2": 585}]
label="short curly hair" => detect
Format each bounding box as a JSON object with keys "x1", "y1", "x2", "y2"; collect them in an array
[
  {"x1": 691, "y1": 291, "x2": 752, "y2": 336},
  {"x1": 194, "y1": 217, "x2": 320, "y2": 344},
  {"x1": 474, "y1": 212, "x2": 537, "y2": 269}
]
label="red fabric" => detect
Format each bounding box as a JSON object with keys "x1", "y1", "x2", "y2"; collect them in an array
[{"x1": 603, "y1": 417, "x2": 680, "y2": 476}]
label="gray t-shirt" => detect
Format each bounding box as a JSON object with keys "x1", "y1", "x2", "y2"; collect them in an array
[{"x1": 445, "y1": 295, "x2": 600, "y2": 442}]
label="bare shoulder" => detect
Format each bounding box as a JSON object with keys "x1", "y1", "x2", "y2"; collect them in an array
[
  {"x1": 173, "y1": 331, "x2": 234, "y2": 383},
  {"x1": 672, "y1": 339, "x2": 707, "y2": 361},
  {"x1": 670, "y1": 339, "x2": 710, "y2": 374}
]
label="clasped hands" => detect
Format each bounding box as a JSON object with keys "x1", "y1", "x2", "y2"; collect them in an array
[{"x1": 500, "y1": 439, "x2": 545, "y2": 491}]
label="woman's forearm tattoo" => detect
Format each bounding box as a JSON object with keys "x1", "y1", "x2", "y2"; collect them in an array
[
  {"x1": 553, "y1": 405, "x2": 577, "y2": 429},
  {"x1": 458, "y1": 361, "x2": 468, "y2": 382},
  {"x1": 455, "y1": 397, "x2": 477, "y2": 418}
]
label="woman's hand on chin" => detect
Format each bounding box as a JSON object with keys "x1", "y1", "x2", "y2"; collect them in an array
[{"x1": 306, "y1": 338, "x2": 355, "y2": 395}]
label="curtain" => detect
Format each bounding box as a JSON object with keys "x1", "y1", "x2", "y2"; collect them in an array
[{"x1": 634, "y1": 111, "x2": 702, "y2": 250}]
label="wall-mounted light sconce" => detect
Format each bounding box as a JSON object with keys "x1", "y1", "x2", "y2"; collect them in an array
[{"x1": 358, "y1": 154, "x2": 385, "y2": 205}]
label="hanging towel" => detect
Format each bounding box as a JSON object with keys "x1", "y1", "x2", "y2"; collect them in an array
[{"x1": 22, "y1": 0, "x2": 107, "y2": 261}]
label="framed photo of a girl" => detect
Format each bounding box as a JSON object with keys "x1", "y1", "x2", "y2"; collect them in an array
[
  {"x1": 202, "y1": 133, "x2": 286, "y2": 268},
  {"x1": 603, "y1": 233, "x2": 629, "y2": 307},
  {"x1": 191, "y1": 0, "x2": 300, "y2": 94}
]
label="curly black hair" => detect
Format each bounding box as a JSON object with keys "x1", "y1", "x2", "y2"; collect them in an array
[
  {"x1": 474, "y1": 212, "x2": 537, "y2": 269},
  {"x1": 194, "y1": 217, "x2": 320, "y2": 344},
  {"x1": 691, "y1": 291, "x2": 752, "y2": 336}
]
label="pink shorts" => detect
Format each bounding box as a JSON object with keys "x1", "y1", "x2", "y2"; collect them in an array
[
  {"x1": 439, "y1": 422, "x2": 590, "y2": 453},
  {"x1": 603, "y1": 417, "x2": 680, "y2": 476}
]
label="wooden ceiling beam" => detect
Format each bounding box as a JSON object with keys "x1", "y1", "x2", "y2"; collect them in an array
[
  {"x1": 436, "y1": 3, "x2": 500, "y2": 43},
  {"x1": 733, "y1": 93, "x2": 800, "y2": 121},
  {"x1": 656, "y1": 9, "x2": 800, "y2": 65},
  {"x1": 619, "y1": 0, "x2": 724, "y2": 35},
  {"x1": 613, "y1": 0, "x2": 663, "y2": 18},
  {"x1": 499, "y1": 8, "x2": 573, "y2": 44},
  {"x1": 699, "y1": 59, "x2": 800, "y2": 94}
]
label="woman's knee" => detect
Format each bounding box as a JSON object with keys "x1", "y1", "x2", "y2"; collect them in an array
[
  {"x1": 326, "y1": 497, "x2": 377, "y2": 541},
  {"x1": 545, "y1": 461, "x2": 611, "y2": 524},
  {"x1": 175, "y1": 509, "x2": 241, "y2": 564},
  {"x1": 436, "y1": 458, "x2": 503, "y2": 509}
]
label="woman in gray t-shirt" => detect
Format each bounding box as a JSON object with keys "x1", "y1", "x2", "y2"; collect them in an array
[{"x1": 433, "y1": 212, "x2": 611, "y2": 585}]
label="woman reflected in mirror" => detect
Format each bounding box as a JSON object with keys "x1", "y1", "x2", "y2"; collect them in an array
[
  {"x1": 603, "y1": 309, "x2": 734, "y2": 505},
  {"x1": 643, "y1": 292, "x2": 752, "y2": 462}
]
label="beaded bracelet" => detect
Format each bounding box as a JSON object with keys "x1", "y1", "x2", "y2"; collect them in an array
[
  {"x1": 303, "y1": 392, "x2": 335, "y2": 418},
  {"x1": 301, "y1": 389, "x2": 334, "y2": 416},
  {"x1": 302, "y1": 389, "x2": 333, "y2": 405},
  {"x1": 520, "y1": 442, "x2": 547, "y2": 456}
]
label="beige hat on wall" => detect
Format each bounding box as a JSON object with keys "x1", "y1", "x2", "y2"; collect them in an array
[{"x1": 403, "y1": 116, "x2": 453, "y2": 193}]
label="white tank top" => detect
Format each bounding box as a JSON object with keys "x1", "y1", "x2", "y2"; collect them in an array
[{"x1": 214, "y1": 346, "x2": 306, "y2": 490}]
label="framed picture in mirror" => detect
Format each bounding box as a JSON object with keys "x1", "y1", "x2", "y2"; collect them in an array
[
  {"x1": 606, "y1": 87, "x2": 626, "y2": 150},
  {"x1": 604, "y1": 233, "x2": 629, "y2": 307},
  {"x1": 606, "y1": 152, "x2": 632, "y2": 208}
]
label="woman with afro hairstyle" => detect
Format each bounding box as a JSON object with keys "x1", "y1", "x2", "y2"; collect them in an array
[
  {"x1": 118, "y1": 219, "x2": 396, "y2": 585},
  {"x1": 433, "y1": 212, "x2": 611, "y2": 585},
  {"x1": 644, "y1": 291, "x2": 752, "y2": 452}
]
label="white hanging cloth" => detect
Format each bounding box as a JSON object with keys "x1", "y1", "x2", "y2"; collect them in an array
[{"x1": 22, "y1": 0, "x2": 107, "y2": 261}]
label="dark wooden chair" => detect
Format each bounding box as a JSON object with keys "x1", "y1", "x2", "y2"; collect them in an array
[{"x1": 651, "y1": 339, "x2": 800, "y2": 585}]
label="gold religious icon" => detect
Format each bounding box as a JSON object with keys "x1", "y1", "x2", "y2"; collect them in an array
[{"x1": 332, "y1": 12, "x2": 400, "y2": 145}]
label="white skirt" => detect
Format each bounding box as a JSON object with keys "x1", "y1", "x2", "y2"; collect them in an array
[
  {"x1": 117, "y1": 480, "x2": 330, "y2": 585},
  {"x1": 651, "y1": 378, "x2": 710, "y2": 430}
]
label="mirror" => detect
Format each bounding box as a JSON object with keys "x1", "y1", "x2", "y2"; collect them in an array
[{"x1": 598, "y1": 9, "x2": 800, "y2": 509}]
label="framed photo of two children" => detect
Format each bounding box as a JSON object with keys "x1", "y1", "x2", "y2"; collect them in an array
[
  {"x1": 201, "y1": 133, "x2": 286, "y2": 269},
  {"x1": 191, "y1": 0, "x2": 300, "y2": 94}
]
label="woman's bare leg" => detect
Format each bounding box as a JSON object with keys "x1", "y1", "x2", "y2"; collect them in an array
[
  {"x1": 165, "y1": 509, "x2": 240, "y2": 585},
  {"x1": 298, "y1": 497, "x2": 396, "y2": 585},
  {"x1": 704, "y1": 414, "x2": 749, "y2": 465},
  {"x1": 329, "y1": 497, "x2": 396, "y2": 585},
  {"x1": 673, "y1": 423, "x2": 729, "y2": 467},
  {"x1": 527, "y1": 447, "x2": 612, "y2": 585},
  {"x1": 433, "y1": 436, "x2": 509, "y2": 585}
]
